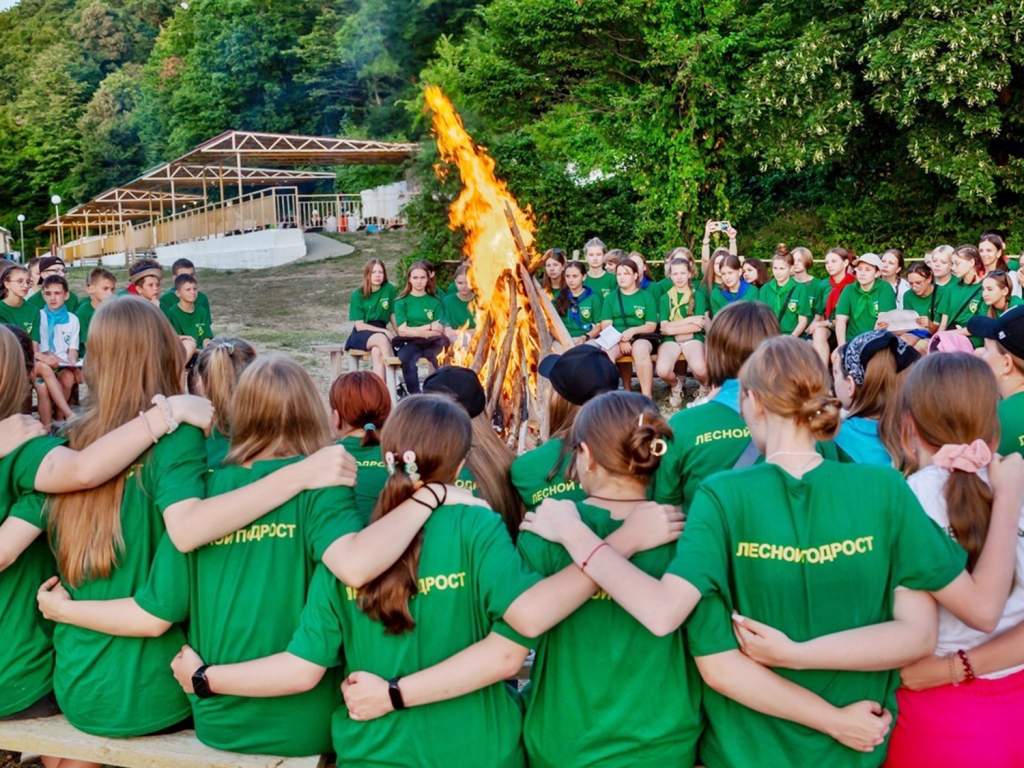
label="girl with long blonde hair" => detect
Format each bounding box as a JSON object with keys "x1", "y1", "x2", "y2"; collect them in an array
[{"x1": 193, "y1": 335, "x2": 257, "y2": 468}]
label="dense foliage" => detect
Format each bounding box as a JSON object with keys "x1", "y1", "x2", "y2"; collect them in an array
[{"x1": 2, "y1": 0, "x2": 1024, "y2": 259}]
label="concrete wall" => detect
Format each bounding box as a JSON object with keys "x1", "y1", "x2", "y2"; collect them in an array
[{"x1": 154, "y1": 228, "x2": 306, "y2": 270}]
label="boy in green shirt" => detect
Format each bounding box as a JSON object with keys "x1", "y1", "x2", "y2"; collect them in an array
[
  {"x1": 163, "y1": 273, "x2": 213, "y2": 354},
  {"x1": 75, "y1": 266, "x2": 116, "y2": 356},
  {"x1": 834, "y1": 253, "x2": 897, "y2": 345},
  {"x1": 582, "y1": 237, "x2": 617, "y2": 298},
  {"x1": 27, "y1": 257, "x2": 80, "y2": 313},
  {"x1": 160, "y1": 258, "x2": 212, "y2": 321}
]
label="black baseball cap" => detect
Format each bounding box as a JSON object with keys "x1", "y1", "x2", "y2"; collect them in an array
[
  {"x1": 422, "y1": 365, "x2": 486, "y2": 418},
  {"x1": 38, "y1": 256, "x2": 66, "y2": 273},
  {"x1": 538, "y1": 344, "x2": 619, "y2": 406},
  {"x1": 968, "y1": 306, "x2": 1024, "y2": 359}
]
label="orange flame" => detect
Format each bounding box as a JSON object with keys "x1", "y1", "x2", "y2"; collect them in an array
[{"x1": 424, "y1": 85, "x2": 542, "y2": 408}]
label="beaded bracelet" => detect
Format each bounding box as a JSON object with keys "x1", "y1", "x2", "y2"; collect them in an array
[
  {"x1": 957, "y1": 649, "x2": 976, "y2": 684},
  {"x1": 152, "y1": 394, "x2": 179, "y2": 434}
]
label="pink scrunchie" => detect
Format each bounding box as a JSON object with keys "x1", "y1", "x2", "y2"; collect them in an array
[{"x1": 932, "y1": 440, "x2": 993, "y2": 474}]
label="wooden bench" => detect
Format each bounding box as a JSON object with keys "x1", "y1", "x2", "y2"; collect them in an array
[
  {"x1": 310, "y1": 345, "x2": 434, "y2": 404},
  {"x1": 0, "y1": 715, "x2": 329, "y2": 768}
]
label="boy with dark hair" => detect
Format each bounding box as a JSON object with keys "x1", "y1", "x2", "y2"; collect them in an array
[
  {"x1": 121, "y1": 259, "x2": 164, "y2": 304},
  {"x1": 38, "y1": 274, "x2": 83, "y2": 408},
  {"x1": 75, "y1": 267, "x2": 116, "y2": 356},
  {"x1": 27, "y1": 257, "x2": 80, "y2": 311},
  {"x1": 160, "y1": 257, "x2": 212, "y2": 321}
]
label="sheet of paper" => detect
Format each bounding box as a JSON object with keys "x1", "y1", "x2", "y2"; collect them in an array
[
  {"x1": 877, "y1": 309, "x2": 922, "y2": 334},
  {"x1": 594, "y1": 325, "x2": 622, "y2": 350}
]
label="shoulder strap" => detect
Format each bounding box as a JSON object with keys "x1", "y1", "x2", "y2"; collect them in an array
[
  {"x1": 952, "y1": 285, "x2": 983, "y2": 324},
  {"x1": 617, "y1": 289, "x2": 628, "y2": 326},
  {"x1": 777, "y1": 285, "x2": 796, "y2": 321},
  {"x1": 732, "y1": 441, "x2": 761, "y2": 469},
  {"x1": 929, "y1": 284, "x2": 938, "y2": 321}
]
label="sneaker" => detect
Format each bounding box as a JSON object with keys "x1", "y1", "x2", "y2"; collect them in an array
[
  {"x1": 668, "y1": 380, "x2": 684, "y2": 408},
  {"x1": 688, "y1": 384, "x2": 711, "y2": 408}
]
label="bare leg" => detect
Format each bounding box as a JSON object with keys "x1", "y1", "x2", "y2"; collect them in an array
[
  {"x1": 656, "y1": 341, "x2": 682, "y2": 386},
  {"x1": 812, "y1": 326, "x2": 832, "y2": 368},
  {"x1": 367, "y1": 334, "x2": 391, "y2": 381},
  {"x1": 43, "y1": 758, "x2": 102, "y2": 768},
  {"x1": 681, "y1": 340, "x2": 707, "y2": 383},
  {"x1": 36, "y1": 363, "x2": 73, "y2": 419},
  {"x1": 34, "y1": 381, "x2": 53, "y2": 429},
  {"x1": 632, "y1": 340, "x2": 654, "y2": 398},
  {"x1": 58, "y1": 368, "x2": 75, "y2": 401}
]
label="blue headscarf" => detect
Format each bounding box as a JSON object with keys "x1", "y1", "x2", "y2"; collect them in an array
[{"x1": 43, "y1": 303, "x2": 69, "y2": 354}]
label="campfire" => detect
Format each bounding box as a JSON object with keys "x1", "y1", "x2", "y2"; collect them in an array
[{"x1": 424, "y1": 86, "x2": 571, "y2": 447}]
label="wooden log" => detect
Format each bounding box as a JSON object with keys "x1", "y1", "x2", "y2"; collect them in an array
[
  {"x1": 533, "y1": 280, "x2": 573, "y2": 349},
  {"x1": 518, "y1": 263, "x2": 554, "y2": 357},
  {"x1": 486, "y1": 275, "x2": 519, "y2": 413},
  {"x1": 469, "y1": 313, "x2": 493, "y2": 374}
]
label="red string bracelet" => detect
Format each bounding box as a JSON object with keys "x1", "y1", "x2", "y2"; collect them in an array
[
  {"x1": 957, "y1": 649, "x2": 976, "y2": 683},
  {"x1": 581, "y1": 542, "x2": 609, "y2": 571}
]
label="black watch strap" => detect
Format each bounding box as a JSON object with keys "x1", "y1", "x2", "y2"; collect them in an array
[
  {"x1": 388, "y1": 676, "x2": 406, "y2": 711},
  {"x1": 192, "y1": 664, "x2": 215, "y2": 699}
]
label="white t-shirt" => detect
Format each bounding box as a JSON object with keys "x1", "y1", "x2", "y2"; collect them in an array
[
  {"x1": 38, "y1": 310, "x2": 80, "y2": 366},
  {"x1": 907, "y1": 464, "x2": 1024, "y2": 679}
]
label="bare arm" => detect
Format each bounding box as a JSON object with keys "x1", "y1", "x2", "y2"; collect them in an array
[
  {"x1": 0, "y1": 517, "x2": 43, "y2": 572},
  {"x1": 835, "y1": 316, "x2": 849, "y2": 347},
  {"x1": 172, "y1": 647, "x2": 327, "y2": 698},
  {"x1": 164, "y1": 444, "x2": 356, "y2": 553},
  {"x1": 734, "y1": 589, "x2": 938, "y2": 672},
  {"x1": 930, "y1": 453, "x2": 1024, "y2": 633},
  {"x1": 33, "y1": 396, "x2": 213, "y2": 494},
  {"x1": 791, "y1": 316, "x2": 809, "y2": 338},
  {"x1": 37, "y1": 580, "x2": 171, "y2": 638},
  {"x1": 696, "y1": 650, "x2": 891, "y2": 753},
  {"x1": 519, "y1": 508, "x2": 700, "y2": 637},
  {"x1": 901, "y1": 614, "x2": 1024, "y2": 691}
]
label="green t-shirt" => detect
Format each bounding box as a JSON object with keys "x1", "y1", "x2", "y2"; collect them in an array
[
  {"x1": 834, "y1": 281, "x2": 897, "y2": 339},
  {"x1": 286, "y1": 504, "x2": 541, "y2": 768},
  {"x1": 797, "y1": 276, "x2": 823, "y2": 315},
  {"x1": 583, "y1": 271, "x2": 617, "y2": 299},
  {"x1": 349, "y1": 283, "x2": 397, "y2": 325},
  {"x1": 670, "y1": 461, "x2": 966, "y2": 768},
  {"x1": 74, "y1": 300, "x2": 100, "y2": 354},
  {"x1": 163, "y1": 302, "x2": 213, "y2": 345},
  {"x1": 651, "y1": 381, "x2": 750, "y2": 511},
  {"x1": 938, "y1": 279, "x2": 986, "y2": 347},
  {"x1": 901, "y1": 286, "x2": 942, "y2": 323},
  {"x1": 558, "y1": 289, "x2": 603, "y2": 338},
  {"x1": 27, "y1": 290, "x2": 79, "y2": 313},
  {"x1": 599, "y1": 289, "x2": 658, "y2": 331},
  {"x1": 456, "y1": 464, "x2": 479, "y2": 494},
  {"x1": 998, "y1": 295, "x2": 1024, "y2": 314},
  {"x1": 0, "y1": 435, "x2": 64, "y2": 717},
  {"x1": 659, "y1": 286, "x2": 709, "y2": 343},
  {"x1": 206, "y1": 428, "x2": 230, "y2": 470},
  {"x1": 340, "y1": 435, "x2": 389, "y2": 524},
  {"x1": 812, "y1": 279, "x2": 838, "y2": 320},
  {"x1": 0, "y1": 300, "x2": 40, "y2": 343},
  {"x1": 518, "y1": 502, "x2": 702, "y2": 768},
  {"x1": 709, "y1": 284, "x2": 760, "y2": 317},
  {"x1": 161, "y1": 289, "x2": 211, "y2": 320},
  {"x1": 441, "y1": 292, "x2": 477, "y2": 330},
  {"x1": 395, "y1": 292, "x2": 444, "y2": 328},
  {"x1": 509, "y1": 439, "x2": 586, "y2": 511},
  {"x1": 998, "y1": 391, "x2": 1024, "y2": 457},
  {"x1": 759, "y1": 279, "x2": 811, "y2": 335},
  {"x1": 52, "y1": 426, "x2": 208, "y2": 737},
  {"x1": 135, "y1": 457, "x2": 363, "y2": 757},
  {"x1": 641, "y1": 279, "x2": 664, "y2": 304}
]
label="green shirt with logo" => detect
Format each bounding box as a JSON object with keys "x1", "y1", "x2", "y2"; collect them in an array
[
  {"x1": 938, "y1": 279, "x2": 986, "y2": 347},
  {"x1": 0, "y1": 300, "x2": 40, "y2": 343},
  {"x1": 206, "y1": 428, "x2": 230, "y2": 470},
  {"x1": 670, "y1": 461, "x2": 965, "y2": 768},
  {"x1": 161, "y1": 289, "x2": 211, "y2": 320},
  {"x1": 561, "y1": 290, "x2": 603, "y2": 338},
  {"x1": 901, "y1": 286, "x2": 942, "y2": 324},
  {"x1": 599, "y1": 288, "x2": 658, "y2": 331},
  {"x1": 50, "y1": 426, "x2": 207, "y2": 737},
  {"x1": 349, "y1": 283, "x2": 397, "y2": 325},
  {"x1": 339, "y1": 435, "x2": 389, "y2": 524},
  {"x1": 759, "y1": 279, "x2": 811, "y2": 335},
  {"x1": 709, "y1": 284, "x2": 760, "y2": 317},
  {"x1": 518, "y1": 502, "x2": 702, "y2": 768},
  {"x1": 0, "y1": 436, "x2": 63, "y2": 717},
  {"x1": 441, "y1": 292, "x2": 477, "y2": 330},
  {"x1": 834, "y1": 281, "x2": 897, "y2": 339},
  {"x1": 658, "y1": 287, "x2": 709, "y2": 342},
  {"x1": 395, "y1": 293, "x2": 444, "y2": 328},
  {"x1": 134, "y1": 457, "x2": 363, "y2": 756},
  {"x1": 286, "y1": 504, "x2": 541, "y2": 768},
  {"x1": 510, "y1": 439, "x2": 586, "y2": 511},
  {"x1": 583, "y1": 271, "x2": 617, "y2": 299},
  {"x1": 163, "y1": 303, "x2": 213, "y2": 345}
]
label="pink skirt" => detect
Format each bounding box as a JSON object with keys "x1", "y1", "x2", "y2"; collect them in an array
[{"x1": 884, "y1": 667, "x2": 1024, "y2": 768}]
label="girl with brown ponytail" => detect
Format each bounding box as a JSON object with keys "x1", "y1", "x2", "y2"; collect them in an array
[{"x1": 194, "y1": 335, "x2": 256, "y2": 468}]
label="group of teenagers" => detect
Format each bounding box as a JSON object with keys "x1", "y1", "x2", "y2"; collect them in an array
[
  {"x1": 1, "y1": 230, "x2": 1024, "y2": 768},
  {"x1": 0, "y1": 255, "x2": 214, "y2": 432}
]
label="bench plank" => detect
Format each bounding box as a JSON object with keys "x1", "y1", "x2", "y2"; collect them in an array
[{"x1": 0, "y1": 716, "x2": 327, "y2": 768}]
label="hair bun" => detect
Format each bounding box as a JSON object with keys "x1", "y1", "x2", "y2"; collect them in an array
[
  {"x1": 627, "y1": 421, "x2": 672, "y2": 475},
  {"x1": 801, "y1": 396, "x2": 841, "y2": 441}
]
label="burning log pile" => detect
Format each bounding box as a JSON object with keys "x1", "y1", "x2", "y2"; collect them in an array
[{"x1": 424, "y1": 87, "x2": 572, "y2": 448}]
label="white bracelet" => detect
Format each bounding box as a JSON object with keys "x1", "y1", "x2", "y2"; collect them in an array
[{"x1": 152, "y1": 394, "x2": 179, "y2": 434}]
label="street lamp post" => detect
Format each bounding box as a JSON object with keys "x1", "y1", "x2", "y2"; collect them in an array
[
  {"x1": 16, "y1": 214, "x2": 25, "y2": 262},
  {"x1": 51, "y1": 195, "x2": 62, "y2": 252}
]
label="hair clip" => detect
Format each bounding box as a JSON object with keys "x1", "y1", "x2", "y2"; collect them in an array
[
  {"x1": 402, "y1": 450, "x2": 420, "y2": 485},
  {"x1": 650, "y1": 437, "x2": 668, "y2": 457},
  {"x1": 638, "y1": 414, "x2": 645, "y2": 427},
  {"x1": 384, "y1": 451, "x2": 396, "y2": 475},
  {"x1": 364, "y1": 423, "x2": 376, "y2": 432}
]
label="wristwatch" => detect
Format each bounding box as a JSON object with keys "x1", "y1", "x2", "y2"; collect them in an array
[
  {"x1": 388, "y1": 676, "x2": 406, "y2": 711},
  {"x1": 192, "y1": 665, "x2": 215, "y2": 699}
]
